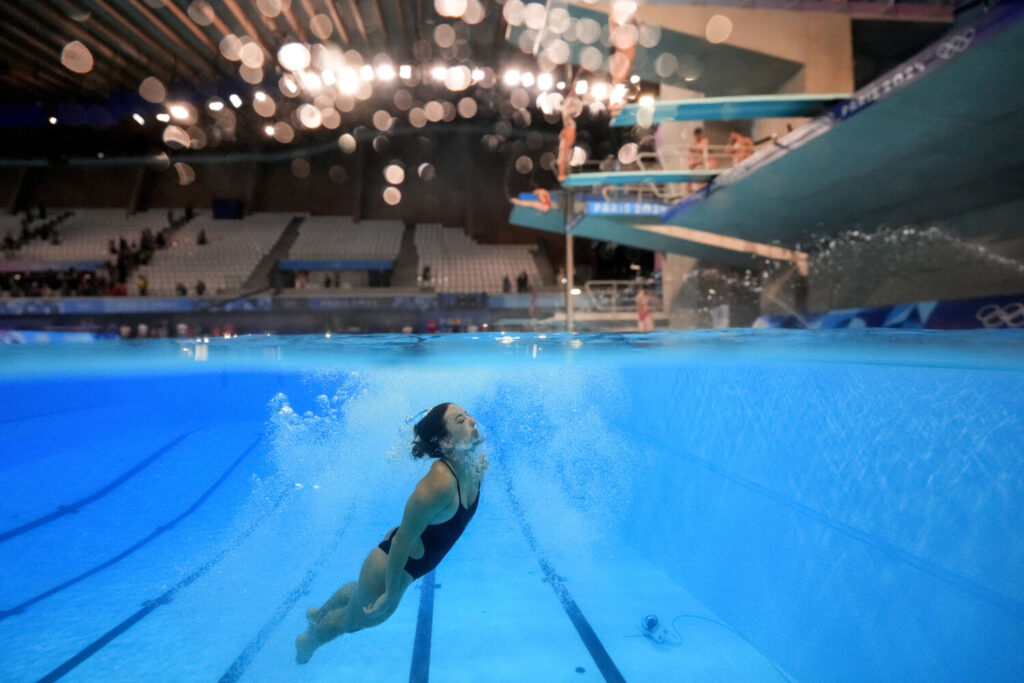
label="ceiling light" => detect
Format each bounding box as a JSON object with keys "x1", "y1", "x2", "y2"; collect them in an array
[
  {"x1": 156, "y1": 113, "x2": 170, "y2": 122},
  {"x1": 132, "y1": 113, "x2": 145, "y2": 125},
  {"x1": 503, "y1": 69, "x2": 521, "y2": 86},
  {"x1": 229, "y1": 93, "x2": 243, "y2": 108}
]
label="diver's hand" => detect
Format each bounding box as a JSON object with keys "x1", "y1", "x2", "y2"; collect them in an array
[{"x1": 363, "y1": 592, "x2": 397, "y2": 623}]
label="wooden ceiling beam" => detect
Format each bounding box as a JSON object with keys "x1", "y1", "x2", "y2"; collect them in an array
[
  {"x1": 84, "y1": 0, "x2": 199, "y2": 82},
  {"x1": 7, "y1": 0, "x2": 141, "y2": 89},
  {"x1": 0, "y1": 32, "x2": 105, "y2": 99},
  {"x1": 343, "y1": 0, "x2": 372, "y2": 50},
  {"x1": 390, "y1": 0, "x2": 411, "y2": 62},
  {"x1": 316, "y1": 0, "x2": 352, "y2": 47},
  {"x1": 155, "y1": 0, "x2": 222, "y2": 57},
  {"x1": 280, "y1": 3, "x2": 312, "y2": 44},
  {"x1": 0, "y1": 8, "x2": 134, "y2": 92},
  {"x1": 113, "y1": 0, "x2": 220, "y2": 78},
  {"x1": 366, "y1": 0, "x2": 390, "y2": 49},
  {"x1": 214, "y1": 0, "x2": 277, "y2": 68}
]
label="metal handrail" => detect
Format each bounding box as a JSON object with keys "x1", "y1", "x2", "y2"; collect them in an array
[{"x1": 583, "y1": 278, "x2": 662, "y2": 313}]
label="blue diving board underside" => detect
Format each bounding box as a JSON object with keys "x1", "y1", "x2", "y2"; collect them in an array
[
  {"x1": 562, "y1": 169, "x2": 721, "y2": 187},
  {"x1": 612, "y1": 94, "x2": 850, "y2": 127}
]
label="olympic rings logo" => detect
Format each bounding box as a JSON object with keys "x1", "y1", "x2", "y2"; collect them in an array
[
  {"x1": 975, "y1": 302, "x2": 1024, "y2": 328},
  {"x1": 935, "y1": 28, "x2": 975, "y2": 60}
]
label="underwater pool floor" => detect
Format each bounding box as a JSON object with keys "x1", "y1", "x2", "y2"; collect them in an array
[{"x1": 0, "y1": 413, "x2": 784, "y2": 682}]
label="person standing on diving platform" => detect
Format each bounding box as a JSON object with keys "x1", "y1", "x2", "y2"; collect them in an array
[{"x1": 296, "y1": 403, "x2": 487, "y2": 664}]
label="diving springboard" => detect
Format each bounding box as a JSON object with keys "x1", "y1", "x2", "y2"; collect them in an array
[
  {"x1": 612, "y1": 94, "x2": 850, "y2": 127},
  {"x1": 562, "y1": 169, "x2": 722, "y2": 188}
]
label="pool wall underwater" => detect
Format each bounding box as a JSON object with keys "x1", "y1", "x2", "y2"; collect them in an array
[{"x1": 1, "y1": 331, "x2": 1022, "y2": 682}]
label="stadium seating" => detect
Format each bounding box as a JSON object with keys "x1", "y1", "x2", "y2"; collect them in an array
[
  {"x1": 136, "y1": 213, "x2": 289, "y2": 295},
  {"x1": 415, "y1": 224, "x2": 541, "y2": 293},
  {"x1": 288, "y1": 217, "x2": 403, "y2": 261}
]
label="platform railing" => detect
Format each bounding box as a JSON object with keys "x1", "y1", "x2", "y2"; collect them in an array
[{"x1": 582, "y1": 279, "x2": 662, "y2": 313}]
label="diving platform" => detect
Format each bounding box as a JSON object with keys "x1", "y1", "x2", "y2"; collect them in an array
[
  {"x1": 511, "y1": 3, "x2": 1024, "y2": 270},
  {"x1": 611, "y1": 94, "x2": 850, "y2": 128},
  {"x1": 561, "y1": 169, "x2": 722, "y2": 188}
]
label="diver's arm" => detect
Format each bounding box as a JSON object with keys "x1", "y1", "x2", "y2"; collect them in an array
[{"x1": 365, "y1": 472, "x2": 451, "y2": 618}]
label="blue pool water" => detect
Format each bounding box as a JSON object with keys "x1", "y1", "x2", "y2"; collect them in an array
[{"x1": 1, "y1": 330, "x2": 1022, "y2": 682}]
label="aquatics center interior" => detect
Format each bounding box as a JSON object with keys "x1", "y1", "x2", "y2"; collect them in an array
[{"x1": 1, "y1": 0, "x2": 1023, "y2": 681}]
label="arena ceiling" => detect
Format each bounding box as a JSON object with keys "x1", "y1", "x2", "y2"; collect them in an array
[
  {"x1": 0, "y1": 0, "x2": 510, "y2": 104},
  {"x1": 0, "y1": 0, "x2": 961, "y2": 162}
]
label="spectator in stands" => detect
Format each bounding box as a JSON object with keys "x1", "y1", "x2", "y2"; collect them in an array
[
  {"x1": 138, "y1": 274, "x2": 148, "y2": 297},
  {"x1": 175, "y1": 282, "x2": 187, "y2": 297},
  {"x1": 155, "y1": 230, "x2": 166, "y2": 249},
  {"x1": 727, "y1": 131, "x2": 755, "y2": 165},
  {"x1": 119, "y1": 236, "x2": 128, "y2": 252},
  {"x1": 323, "y1": 274, "x2": 333, "y2": 288},
  {"x1": 195, "y1": 280, "x2": 206, "y2": 296},
  {"x1": 516, "y1": 271, "x2": 529, "y2": 293},
  {"x1": 108, "y1": 238, "x2": 117, "y2": 255},
  {"x1": 197, "y1": 229, "x2": 208, "y2": 246},
  {"x1": 426, "y1": 320, "x2": 437, "y2": 333},
  {"x1": 421, "y1": 265, "x2": 431, "y2": 284},
  {"x1": 502, "y1": 275, "x2": 511, "y2": 293},
  {"x1": 3, "y1": 232, "x2": 15, "y2": 251}
]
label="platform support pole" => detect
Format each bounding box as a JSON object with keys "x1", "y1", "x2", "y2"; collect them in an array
[{"x1": 563, "y1": 190, "x2": 575, "y2": 333}]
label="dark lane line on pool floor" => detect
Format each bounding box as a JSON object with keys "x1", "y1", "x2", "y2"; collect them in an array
[
  {"x1": 0, "y1": 430, "x2": 195, "y2": 544},
  {"x1": 633, "y1": 430, "x2": 1024, "y2": 623},
  {"x1": 499, "y1": 465, "x2": 627, "y2": 683},
  {"x1": 218, "y1": 505, "x2": 356, "y2": 683},
  {"x1": 1, "y1": 435, "x2": 261, "y2": 623},
  {"x1": 409, "y1": 571, "x2": 436, "y2": 683},
  {"x1": 34, "y1": 474, "x2": 293, "y2": 683}
]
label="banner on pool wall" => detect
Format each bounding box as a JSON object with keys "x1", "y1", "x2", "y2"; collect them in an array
[
  {"x1": 754, "y1": 293, "x2": 1024, "y2": 330},
  {"x1": 0, "y1": 293, "x2": 490, "y2": 317}
]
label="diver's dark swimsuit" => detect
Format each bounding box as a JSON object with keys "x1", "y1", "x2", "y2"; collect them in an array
[{"x1": 378, "y1": 459, "x2": 480, "y2": 579}]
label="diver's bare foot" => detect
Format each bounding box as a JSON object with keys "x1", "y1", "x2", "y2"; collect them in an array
[
  {"x1": 306, "y1": 607, "x2": 321, "y2": 626},
  {"x1": 296, "y1": 632, "x2": 318, "y2": 665}
]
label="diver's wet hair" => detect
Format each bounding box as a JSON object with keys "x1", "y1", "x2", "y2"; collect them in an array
[{"x1": 412, "y1": 402, "x2": 452, "y2": 459}]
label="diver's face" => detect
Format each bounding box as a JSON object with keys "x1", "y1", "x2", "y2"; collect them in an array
[{"x1": 443, "y1": 404, "x2": 479, "y2": 449}]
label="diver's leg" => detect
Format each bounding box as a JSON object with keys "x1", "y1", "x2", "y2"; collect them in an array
[
  {"x1": 307, "y1": 582, "x2": 357, "y2": 625},
  {"x1": 296, "y1": 547, "x2": 412, "y2": 664}
]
